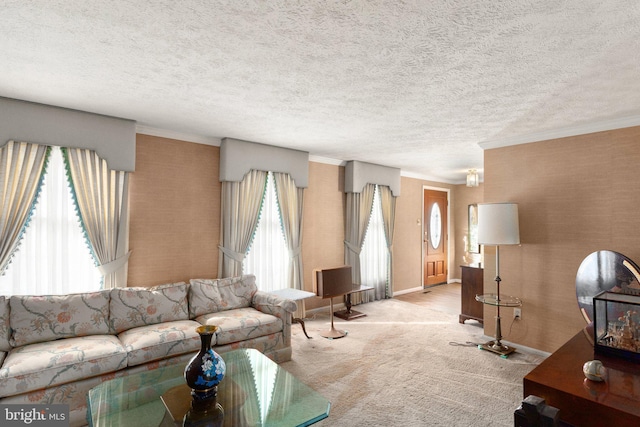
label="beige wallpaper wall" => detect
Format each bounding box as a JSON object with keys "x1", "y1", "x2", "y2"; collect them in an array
[
  {"x1": 392, "y1": 177, "x2": 426, "y2": 292},
  {"x1": 128, "y1": 136, "x2": 463, "y2": 306},
  {"x1": 123, "y1": 128, "x2": 640, "y2": 353},
  {"x1": 128, "y1": 134, "x2": 220, "y2": 286},
  {"x1": 452, "y1": 184, "x2": 484, "y2": 278},
  {"x1": 484, "y1": 126, "x2": 640, "y2": 353},
  {"x1": 301, "y1": 162, "x2": 346, "y2": 311}
]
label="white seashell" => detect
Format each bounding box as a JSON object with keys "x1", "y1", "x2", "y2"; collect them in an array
[{"x1": 583, "y1": 360, "x2": 606, "y2": 382}]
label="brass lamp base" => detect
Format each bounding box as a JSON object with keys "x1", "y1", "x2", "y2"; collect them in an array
[
  {"x1": 319, "y1": 326, "x2": 347, "y2": 339},
  {"x1": 320, "y1": 297, "x2": 347, "y2": 339},
  {"x1": 480, "y1": 340, "x2": 516, "y2": 357}
]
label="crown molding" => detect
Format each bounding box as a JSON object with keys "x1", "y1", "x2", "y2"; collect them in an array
[
  {"x1": 308, "y1": 155, "x2": 346, "y2": 166},
  {"x1": 135, "y1": 126, "x2": 463, "y2": 184},
  {"x1": 400, "y1": 170, "x2": 459, "y2": 185},
  {"x1": 479, "y1": 115, "x2": 640, "y2": 150},
  {"x1": 309, "y1": 156, "x2": 459, "y2": 184},
  {"x1": 136, "y1": 125, "x2": 221, "y2": 146}
]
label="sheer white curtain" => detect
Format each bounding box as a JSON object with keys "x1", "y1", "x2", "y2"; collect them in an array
[
  {"x1": 0, "y1": 147, "x2": 102, "y2": 295},
  {"x1": 244, "y1": 172, "x2": 289, "y2": 292},
  {"x1": 360, "y1": 185, "x2": 389, "y2": 300}
]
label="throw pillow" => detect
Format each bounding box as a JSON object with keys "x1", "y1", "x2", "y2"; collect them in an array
[
  {"x1": 189, "y1": 275, "x2": 256, "y2": 318},
  {"x1": 109, "y1": 282, "x2": 189, "y2": 333},
  {"x1": 9, "y1": 290, "x2": 111, "y2": 347}
]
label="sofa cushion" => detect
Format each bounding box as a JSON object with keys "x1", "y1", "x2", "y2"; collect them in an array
[
  {"x1": 189, "y1": 275, "x2": 257, "y2": 318},
  {"x1": 110, "y1": 282, "x2": 189, "y2": 333},
  {"x1": 0, "y1": 296, "x2": 10, "y2": 351},
  {"x1": 0, "y1": 335, "x2": 127, "y2": 399},
  {"x1": 117, "y1": 319, "x2": 201, "y2": 367},
  {"x1": 195, "y1": 307, "x2": 283, "y2": 345},
  {"x1": 0, "y1": 374, "x2": 108, "y2": 427},
  {"x1": 9, "y1": 291, "x2": 111, "y2": 347}
]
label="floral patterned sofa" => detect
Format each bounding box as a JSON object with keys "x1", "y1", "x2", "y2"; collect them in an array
[{"x1": 0, "y1": 274, "x2": 296, "y2": 426}]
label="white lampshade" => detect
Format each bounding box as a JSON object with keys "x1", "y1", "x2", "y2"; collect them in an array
[{"x1": 478, "y1": 203, "x2": 520, "y2": 245}]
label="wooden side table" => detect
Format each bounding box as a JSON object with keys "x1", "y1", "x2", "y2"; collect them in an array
[
  {"x1": 270, "y1": 288, "x2": 316, "y2": 339},
  {"x1": 334, "y1": 284, "x2": 375, "y2": 320},
  {"x1": 459, "y1": 265, "x2": 484, "y2": 324},
  {"x1": 524, "y1": 330, "x2": 640, "y2": 427}
]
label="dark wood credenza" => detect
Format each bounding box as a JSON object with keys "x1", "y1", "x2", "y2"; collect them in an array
[
  {"x1": 459, "y1": 265, "x2": 483, "y2": 324},
  {"x1": 523, "y1": 330, "x2": 640, "y2": 427}
]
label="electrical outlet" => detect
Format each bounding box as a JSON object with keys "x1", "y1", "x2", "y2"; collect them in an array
[{"x1": 514, "y1": 308, "x2": 522, "y2": 319}]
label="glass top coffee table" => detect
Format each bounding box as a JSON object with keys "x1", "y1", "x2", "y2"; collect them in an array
[{"x1": 87, "y1": 348, "x2": 330, "y2": 427}]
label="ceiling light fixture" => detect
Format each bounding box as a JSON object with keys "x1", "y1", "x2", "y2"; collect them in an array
[{"x1": 466, "y1": 169, "x2": 479, "y2": 187}]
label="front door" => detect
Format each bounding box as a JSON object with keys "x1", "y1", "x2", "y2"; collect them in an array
[{"x1": 424, "y1": 189, "x2": 448, "y2": 286}]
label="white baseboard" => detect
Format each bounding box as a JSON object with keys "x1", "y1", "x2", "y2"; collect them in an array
[
  {"x1": 305, "y1": 302, "x2": 346, "y2": 316},
  {"x1": 393, "y1": 286, "x2": 423, "y2": 296},
  {"x1": 478, "y1": 335, "x2": 551, "y2": 358},
  {"x1": 393, "y1": 280, "x2": 460, "y2": 296}
]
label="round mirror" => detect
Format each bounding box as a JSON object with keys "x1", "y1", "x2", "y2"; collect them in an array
[{"x1": 430, "y1": 202, "x2": 442, "y2": 249}]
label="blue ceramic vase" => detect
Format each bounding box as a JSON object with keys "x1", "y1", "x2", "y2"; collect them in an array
[{"x1": 184, "y1": 325, "x2": 226, "y2": 400}]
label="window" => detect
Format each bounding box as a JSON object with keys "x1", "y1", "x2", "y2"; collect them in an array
[
  {"x1": 360, "y1": 185, "x2": 389, "y2": 292},
  {"x1": 0, "y1": 147, "x2": 102, "y2": 295},
  {"x1": 430, "y1": 202, "x2": 442, "y2": 249},
  {"x1": 243, "y1": 172, "x2": 289, "y2": 292}
]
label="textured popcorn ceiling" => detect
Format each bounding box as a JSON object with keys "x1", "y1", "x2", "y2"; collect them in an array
[{"x1": 2, "y1": 1, "x2": 640, "y2": 183}]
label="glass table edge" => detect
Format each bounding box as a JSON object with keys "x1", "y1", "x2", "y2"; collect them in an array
[
  {"x1": 87, "y1": 348, "x2": 331, "y2": 427},
  {"x1": 298, "y1": 402, "x2": 331, "y2": 427},
  {"x1": 475, "y1": 293, "x2": 522, "y2": 307}
]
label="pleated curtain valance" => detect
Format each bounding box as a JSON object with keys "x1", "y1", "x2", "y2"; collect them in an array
[
  {"x1": 344, "y1": 160, "x2": 401, "y2": 196},
  {"x1": 219, "y1": 138, "x2": 309, "y2": 188},
  {"x1": 0, "y1": 97, "x2": 136, "y2": 171}
]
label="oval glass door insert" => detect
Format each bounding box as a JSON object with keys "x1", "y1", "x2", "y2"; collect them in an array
[{"x1": 430, "y1": 202, "x2": 442, "y2": 249}]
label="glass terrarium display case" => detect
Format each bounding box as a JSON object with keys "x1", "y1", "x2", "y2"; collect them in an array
[{"x1": 593, "y1": 291, "x2": 640, "y2": 361}]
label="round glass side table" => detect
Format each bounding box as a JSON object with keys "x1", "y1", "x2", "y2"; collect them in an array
[{"x1": 475, "y1": 293, "x2": 522, "y2": 357}]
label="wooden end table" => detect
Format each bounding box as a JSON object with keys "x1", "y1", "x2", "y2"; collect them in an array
[
  {"x1": 334, "y1": 284, "x2": 374, "y2": 320},
  {"x1": 524, "y1": 330, "x2": 640, "y2": 427},
  {"x1": 270, "y1": 288, "x2": 316, "y2": 339}
]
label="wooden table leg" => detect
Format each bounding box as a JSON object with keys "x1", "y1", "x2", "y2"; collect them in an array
[
  {"x1": 334, "y1": 293, "x2": 367, "y2": 320},
  {"x1": 293, "y1": 317, "x2": 312, "y2": 339}
]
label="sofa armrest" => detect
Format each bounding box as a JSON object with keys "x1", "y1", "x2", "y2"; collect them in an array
[
  {"x1": 252, "y1": 291, "x2": 297, "y2": 350},
  {"x1": 252, "y1": 291, "x2": 297, "y2": 322}
]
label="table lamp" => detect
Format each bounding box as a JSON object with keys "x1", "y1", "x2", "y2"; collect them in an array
[{"x1": 477, "y1": 202, "x2": 521, "y2": 356}]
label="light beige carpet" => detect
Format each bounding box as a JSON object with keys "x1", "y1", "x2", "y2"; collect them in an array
[{"x1": 281, "y1": 298, "x2": 546, "y2": 427}]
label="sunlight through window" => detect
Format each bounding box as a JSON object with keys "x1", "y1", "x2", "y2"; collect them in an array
[{"x1": 0, "y1": 147, "x2": 102, "y2": 295}]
